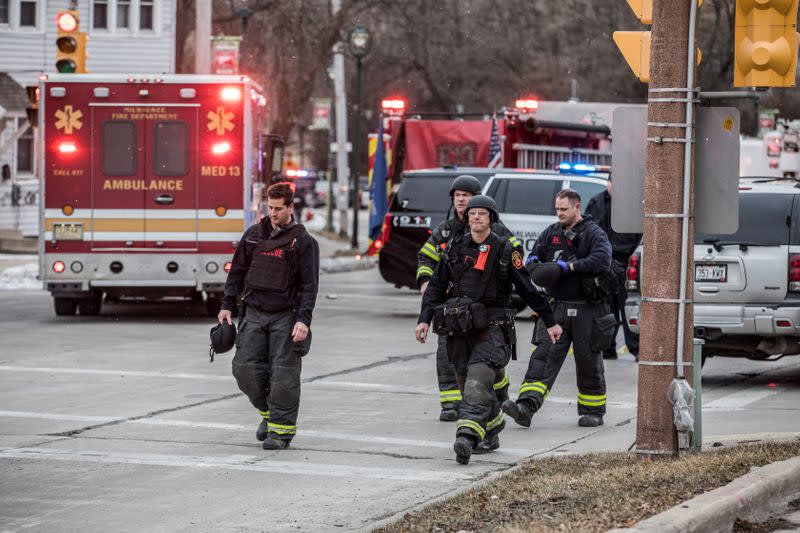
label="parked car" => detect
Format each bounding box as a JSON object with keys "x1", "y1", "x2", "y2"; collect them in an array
[{"x1": 625, "y1": 180, "x2": 800, "y2": 365}]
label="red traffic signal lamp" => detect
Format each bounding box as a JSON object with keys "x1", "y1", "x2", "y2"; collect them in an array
[{"x1": 55, "y1": 10, "x2": 87, "y2": 73}]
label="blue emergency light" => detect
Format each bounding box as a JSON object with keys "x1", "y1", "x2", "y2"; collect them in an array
[{"x1": 558, "y1": 162, "x2": 597, "y2": 174}]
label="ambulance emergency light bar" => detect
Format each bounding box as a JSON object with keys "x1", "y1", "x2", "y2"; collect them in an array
[{"x1": 558, "y1": 162, "x2": 611, "y2": 174}]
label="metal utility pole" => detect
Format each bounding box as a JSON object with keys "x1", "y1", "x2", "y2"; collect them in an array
[
  {"x1": 331, "y1": 0, "x2": 350, "y2": 238},
  {"x1": 195, "y1": 0, "x2": 211, "y2": 74},
  {"x1": 636, "y1": 0, "x2": 698, "y2": 456}
]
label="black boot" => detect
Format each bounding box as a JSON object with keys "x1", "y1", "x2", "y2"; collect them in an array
[
  {"x1": 603, "y1": 349, "x2": 618, "y2": 360},
  {"x1": 256, "y1": 419, "x2": 269, "y2": 442},
  {"x1": 453, "y1": 436, "x2": 474, "y2": 465},
  {"x1": 262, "y1": 437, "x2": 290, "y2": 450},
  {"x1": 501, "y1": 399, "x2": 534, "y2": 428},
  {"x1": 473, "y1": 434, "x2": 499, "y2": 454},
  {"x1": 578, "y1": 414, "x2": 604, "y2": 427}
]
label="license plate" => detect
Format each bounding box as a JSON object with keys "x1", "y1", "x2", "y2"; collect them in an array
[
  {"x1": 695, "y1": 264, "x2": 727, "y2": 282},
  {"x1": 393, "y1": 215, "x2": 431, "y2": 228},
  {"x1": 53, "y1": 223, "x2": 83, "y2": 241}
]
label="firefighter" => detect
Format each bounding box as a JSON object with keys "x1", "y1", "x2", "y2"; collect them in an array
[
  {"x1": 416, "y1": 175, "x2": 522, "y2": 423},
  {"x1": 415, "y1": 195, "x2": 562, "y2": 465},
  {"x1": 502, "y1": 188, "x2": 613, "y2": 428},
  {"x1": 218, "y1": 182, "x2": 320, "y2": 450},
  {"x1": 584, "y1": 175, "x2": 642, "y2": 360}
]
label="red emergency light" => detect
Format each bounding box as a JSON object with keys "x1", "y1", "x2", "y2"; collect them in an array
[
  {"x1": 221, "y1": 86, "x2": 242, "y2": 102},
  {"x1": 515, "y1": 98, "x2": 539, "y2": 112},
  {"x1": 381, "y1": 98, "x2": 406, "y2": 114},
  {"x1": 52, "y1": 261, "x2": 66, "y2": 273},
  {"x1": 58, "y1": 141, "x2": 77, "y2": 153},
  {"x1": 224, "y1": 261, "x2": 232, "y2": 273},
  {"x1": 56, "y1": 11, "x2": 78, "y2": 32},
  {"x1": 212, "y1": 141, "x2": 231, "y2": 155}
]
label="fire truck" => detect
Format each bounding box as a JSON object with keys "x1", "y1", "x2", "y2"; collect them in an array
[{"x1": 38, "y1": 74, "x2": 283, "y2": 316}]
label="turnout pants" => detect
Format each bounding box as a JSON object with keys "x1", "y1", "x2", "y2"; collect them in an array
[
  {"x1": 518, "y1": 301, "x2": 607, "y2": 416},
  {"x1": 437, "y1": 335, "x2": 509, "y2": 410},
  {"x1": 447, "y1": 325, "x2": 513, "y2": 444},
  {"x1": 232, "y1": 306, "x2": 310, "y2": 442},
  {"x1": 609, "y1": 285, "x2": 639, "y2": 356}
]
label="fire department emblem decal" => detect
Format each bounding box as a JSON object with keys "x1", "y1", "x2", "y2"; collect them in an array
[
  {"x1": 207, "y1": 107, "x2": 235, "y2": 135},
  {"x1": 54, "y1": 105, "x2": 83, "y2": 134},
  {"x1": 512, "y1": 250, "x2": 524, "y2": 269}
]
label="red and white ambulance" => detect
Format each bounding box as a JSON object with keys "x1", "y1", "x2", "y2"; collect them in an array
[{"x1": 38, "y1": 74, "x2": 283, "y2": 316}]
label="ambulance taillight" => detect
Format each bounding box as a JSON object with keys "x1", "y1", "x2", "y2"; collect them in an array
[
  {"x1": 58, "y1": 141, "x2": 77, "y2": 153},
  {"x1": 221, "y1": 87, "x2": 242, "y2": 102}
]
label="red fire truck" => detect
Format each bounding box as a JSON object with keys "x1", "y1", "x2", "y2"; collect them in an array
[{"x1": 38, "y1": 74, "x2": 283, "y2": 316}]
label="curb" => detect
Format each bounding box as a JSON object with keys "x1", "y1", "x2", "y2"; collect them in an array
[{"x1": 608, "y1": 455, "x2": 800, "y2": 533}]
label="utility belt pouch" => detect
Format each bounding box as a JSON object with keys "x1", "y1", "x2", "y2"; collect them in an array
[
  {"x1": 433, "y1": 297, "x2": 476, "y2": 336},
  {"x1": 469, "y1": 301, "x2": 489, "y2": 331},
  {"x1": 590, "y1": 312, "x2": 617, "y2": 353}
]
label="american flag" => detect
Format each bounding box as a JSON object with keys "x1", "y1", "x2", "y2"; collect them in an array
[{"x1": 488, "y1": 115, "x2": 502, "y2": 168}]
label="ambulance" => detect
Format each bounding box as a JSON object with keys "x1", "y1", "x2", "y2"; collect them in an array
[{"x1": 38, "y1": 74, "x2": 283, "y2": 316}]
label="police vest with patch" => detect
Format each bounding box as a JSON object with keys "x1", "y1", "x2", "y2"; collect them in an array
[{"x1": 245, "y1": 224, "x2": 305, "y2": 292}]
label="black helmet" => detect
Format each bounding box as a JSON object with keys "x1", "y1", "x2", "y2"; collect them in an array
[
  {"x1": 527, "y1": 262, "x2": 562, "y2": 288},
  {"x1": 209, "y1": 321, "x2": 236, "y2": 362},
  {"x1": 449, "y1": 175, "x2": 482, "y2": 196},
  {"x1": 465, "y1": 194, "x2": 499, "y2": 223}
]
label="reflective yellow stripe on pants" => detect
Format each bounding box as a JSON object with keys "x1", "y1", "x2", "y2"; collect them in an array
[
  {"x1": 493, "y1": 369, "x2": 509, "y2": 390},
  {"x1": 456, "y1": 419, "x2": 486, "y2": 440},
  {"x1": 440, "y1": 389, "x2": 462, "y2": 404},
  {"x1": 268, "y1": 422, "x2": 297, "y2": 435},
  {"x1": 577, "y1": 392, "x2": 606, "y2": 407},
  {"x1": 519, "y1": 381, "x2": 549, "y2": 397}
]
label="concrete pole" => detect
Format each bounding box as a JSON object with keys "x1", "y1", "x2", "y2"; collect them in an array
[
  {"x1": 331, "y1": 0, "x2": 350, "y2": 238},
  {"x1": 636, "y1": 0, "x2": 697, "y2": 456},
  {"x1": 195, "y1": 0, "x2": 212, "y2": 74}
]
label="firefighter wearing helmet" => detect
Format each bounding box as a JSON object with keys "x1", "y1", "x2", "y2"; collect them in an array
[
  {"x1": 416, "y1": 176, "x2": 522, "y2": 425},
  {"x1": 416, "y1": 194, "x2": 562, "y2": 464}
]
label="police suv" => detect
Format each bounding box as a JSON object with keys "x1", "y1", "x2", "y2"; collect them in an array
[{"x1": 625, "y1": 180, "x2": 800, "y2": 364}]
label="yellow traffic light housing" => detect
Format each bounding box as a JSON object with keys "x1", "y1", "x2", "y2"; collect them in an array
[
  {"x1": 613, "y1": 0, "x2": 702, "y2": 83},
  {"x1": 734, "y1": 0, "x2": 799, "y2": 87},
  {"x1": 55, "y1": 10, "x2": 87, "y2": 73}
]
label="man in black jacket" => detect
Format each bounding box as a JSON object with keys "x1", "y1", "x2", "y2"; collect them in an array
[
  {"x1": 502, "y1": 188, "x2": 612, "y2": 428},
  {"x1": 416, "y1": 195, "x2": 562, "y2": 464},
  {"x1": 416, "y1": 175, "x2": 522, "y2": 422},
  {"x1": 584, "y1": 176, "x2": 641, "y2": 360},
  {"x1": 219, "y1": 183, "x2": 320, "y2": 450}
]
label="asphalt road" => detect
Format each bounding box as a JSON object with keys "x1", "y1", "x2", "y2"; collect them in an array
[{"x1": 1, "y1": 268, "x2": 800, "y2": 532}]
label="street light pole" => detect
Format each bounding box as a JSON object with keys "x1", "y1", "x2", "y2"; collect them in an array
[
  {"x1": 348, "y1": 26, "x2": 371, "y2": 250},
  {"x1": 229, "y1": 0, "x2": 255, "y2": 73}
]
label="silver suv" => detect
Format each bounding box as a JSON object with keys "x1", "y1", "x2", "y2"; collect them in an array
[
  {"x1": 625, "y1": 181, "x2": 800, "y2": 363},
  {"x1": 482, "y1": 167, "x2": 609, "y2": 252}
]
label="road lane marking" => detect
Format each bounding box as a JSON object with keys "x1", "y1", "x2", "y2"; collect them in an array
[
  {"x1": 0, "y1": 447, "x2": 474, "y2": 482},
  {"x1": 0, "y1": 366, "x2": 231, "y2": 381},
  {"x1": 0, "y1": 411, "x2": 123, "y2": 424},
  {"x1": 704, "y1": 387, "x2": 781, "y2": 411}
]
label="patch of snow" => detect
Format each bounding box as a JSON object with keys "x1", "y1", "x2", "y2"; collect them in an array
[{"x1": 0, "y1": 262, "x2": 41, "y2": 290}]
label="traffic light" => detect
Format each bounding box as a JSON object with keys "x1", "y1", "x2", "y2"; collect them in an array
[
  {"x1": 25, "y1": 85, "x2": 39, "y2": 128},
  {"x1": 55, "y1": 10, "x2": 87, "y2": 73},
  {"x1": 613, "y1": 0, "x2": 702, "y2": 83},
  {"x1": 734, "y1": 0, "x2": 799, "y2": 87}
]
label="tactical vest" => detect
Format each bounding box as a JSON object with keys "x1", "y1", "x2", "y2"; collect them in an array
[
  {"x1": 543, "y1": 219, "x2": 612, "y2": 302},
  {"x1": 245, "y1": 224, "x2": 304, "y2": 292},
  {"x1": 444, "y1": 231, "x2": 512, "y2": 307}
]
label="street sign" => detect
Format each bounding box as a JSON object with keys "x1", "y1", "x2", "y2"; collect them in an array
[
  {"x1": 310, "y1": 98, "x2": 332, "y2": 130},
  {"x1": 611, "y1": 106, "x2": 740, "y2": 234},
  {"x1": 211, "y1": 36, "x2": 241, "y2": 75}
]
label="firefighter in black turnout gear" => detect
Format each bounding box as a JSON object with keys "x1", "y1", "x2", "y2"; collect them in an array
[
  {"x1": 416, "y1": 175, "x2": 522, "y2": 422},
  {"x1": 219, "y1": 183, "x2": 320, "y2": 450},
  {"x1": 416, "y1": 195, "x2": 562, "y2": 465},
  {"x1": 502, "y1": 188, "x2": 613, "y2": 428},
  {"x1": 584, "y1": 176, "x2": 642, "y2": 360}
]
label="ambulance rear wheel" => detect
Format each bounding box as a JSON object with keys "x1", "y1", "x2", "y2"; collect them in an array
[
  {"x1": 206, "y1": 295, "x2": 221, "y2": 318},
  {"x1": 54, "y1": 297, "x2": 77, "y2": 316},
  {"x1": 78, "y1": 292, "x2": 103, "y2": 316}
]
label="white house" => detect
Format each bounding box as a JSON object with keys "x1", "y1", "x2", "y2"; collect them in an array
[{"x1": 0, "y1": 0, "x2": 177, "y2": 238}]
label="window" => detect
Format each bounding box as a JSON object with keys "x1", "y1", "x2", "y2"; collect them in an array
[
  {"x1": 567, "y1": 180, "x2": 607, "y2": 209},
  {"x1": 153, "y1": 122, "x2": 187, "y2": 176},
  {"x1": 93, "y1": 0, "x2": 108, "y2": 29},
  {"x1": 19, "y1": 0, "x2": 35, "y2": 27},
  {"x1": 395, "y1": 177, "x2": 456, "y2": 212},
  {"x1": 116, "y1": 0, "x2": 130, "y2": 29},
  {"x1": 501, "y1": 179, "x2": 560, "y2": 215},
  {"x1": 16, "y1": 122, "x2": 33, "y2": 173},
  {"x1": 0, "y1": 1, "x2": 9, "y2": 24},
  {"x1": 140, "y1": 0, "x2": 153, "y2": 30},
  {"x1": 700, "y1": 193, "x2": 793, "y2": 246},
  {"x1": 102, "y1": 121, "x2": 137, "y2": 176}
]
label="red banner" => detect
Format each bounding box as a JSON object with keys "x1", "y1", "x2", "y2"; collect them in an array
[{"x1": 403, "y1": 120, "x2": 496, "y2": 170}]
